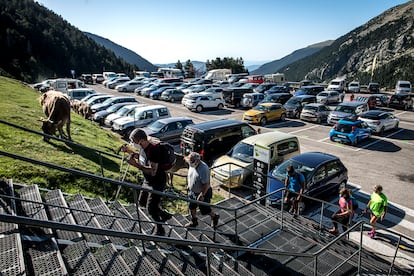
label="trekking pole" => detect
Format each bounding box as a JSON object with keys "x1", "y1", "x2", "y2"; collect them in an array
[{"x1": 113, "y1": 148, "x2": 130, "y2": 202}]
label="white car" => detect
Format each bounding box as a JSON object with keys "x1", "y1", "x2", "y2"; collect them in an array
[
  {"x1": 116, "y1": 80, "x2": 143, "y2": 92},
  {"x1": 358, "y1": 110, "x2": 399, "y2": 135},
  {"x1": 348, "y1": 81, "x2": 360, "y2": 93},
  {"x1": 184, "y1": 94, "x2": 225, "y2": 112},
  {"x1": 316, "y1": 90, "x2": 340, "y2": 104}
]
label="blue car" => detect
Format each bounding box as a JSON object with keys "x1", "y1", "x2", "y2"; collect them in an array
[
  {"x1": 329, "y1": 119, "x2": 372, "y2": 145},
  {"x1": 266, "y1": 152, "x2": 348, "y2": 204}
]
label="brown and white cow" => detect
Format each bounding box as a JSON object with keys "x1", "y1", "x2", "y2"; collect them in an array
[{"x1": 39, "y1": 91, "x2": 71, "y2": 141}]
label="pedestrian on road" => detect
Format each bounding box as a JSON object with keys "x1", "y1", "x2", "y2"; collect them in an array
[
  {"x1": 365, "y1": 185, "x2": 387, "y2": 238},
  {"x1": 350, "y1": 93, "x2": 355, "y2": 101},
  {"x1": 329, "y1": 188, "x2": 353, "y2": 234},
  {"x1": 341, "y1": 91, "x2": 345, "y2": 102},
  {"x1": 121, "y1": 128, "x2": 172, "y2": 236},
  {"x1": 184, "y1": 152, "x2": 220, "y2": 228}
]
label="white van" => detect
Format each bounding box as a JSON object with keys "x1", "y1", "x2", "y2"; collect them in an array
[
  {"x1": 111, "y1": 105, "x2": 171, "y2": 137},
  {"x1": 327, "y1": 78, "x2": 346, "y2": 92},
  {"x1": 211, "y1": 131, "x2": 300, "y2": 188},
  {"x1": 395, "y1": 80, "x2": 412, "y2": 94},
  {"x1": 66, "y1": 88, "x2": 96, "y2": 100},
  {"x1": 50, "y1": 78, "x2": 85, "y2": 94}
]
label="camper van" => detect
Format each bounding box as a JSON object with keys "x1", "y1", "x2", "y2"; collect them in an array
[
  {"x1": 327, "y1": 77, "x2": 346, "y2": 92},
  {"x1": 204, "y1": 69, "x2": 232, "y2": 81},
  {"x1": 50, "y1": 78, "x2": 85, "y2": 94}
]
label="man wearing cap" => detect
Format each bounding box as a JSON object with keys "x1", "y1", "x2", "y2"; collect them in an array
[
  {"x1": 185, "y1": 152, "x2": 219, "y2": 228},
  {"x1": 121, "y1": 128, "x2": 172, "y2": 236}
]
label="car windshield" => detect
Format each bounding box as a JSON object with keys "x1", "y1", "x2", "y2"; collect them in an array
[
  {"x1": 303, "y1": 105, "x2": 318, "y2": 112},
  {"x1": 285, "y1": 99, "x2": 300, "y2": 106},
  {"x1": 335, "y1": 105, "x2": 355, "y2": 113},
  {"x1": 107, "y1": 104, "x2": 122, "y2": 112},
  {"x1": 271, "y1": 159, "x2": 314, "y2": 182},
  {"x1": 360, "y1": 113, "x2": 380, "y2": 119},
  {"x1": 116, "y1": 106, "x2": 132, "y2": 116},
  {"x1": 335, "y1": 123, "x2": 354, "y2": 133},
  {"x1": 253, "y1": 105, "x2": 267, "y2": 111},
  {"x1": 318, "y1": 92, "x2": 328, "y2": 97},
  {"x1": 227, "y1": 142, "x2": 254, "y2": 163},
  {"x1": 147, "y1": 121, "x2": 166, "y2": 132}
]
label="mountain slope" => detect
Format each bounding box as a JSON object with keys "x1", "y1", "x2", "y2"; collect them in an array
[
  {"x1": 0, "y1": 0, "x2": 136, "y2": 83},
  {"x1": 252, "y1": 40, "x2": 333, "y2": 75},
  {"x1": 84, "y1": 32, "x2": 158, "y2": 72},
  {"x1": 279, "y1": 1, "x2": 414, "y2": 87}
]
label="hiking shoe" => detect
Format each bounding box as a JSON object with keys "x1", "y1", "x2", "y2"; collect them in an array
[
  {"x1": 368, "y1": 230, "x2": 375, "y2": 239},
  {"x1": 153, "y1": 226, "x2": 165, "y2": 236},
  {"x1": 211, "y1": 214, "x2": 220, "y2": 228},
  {"x1": 328, "y1": 228, "x2": 338, "y2": 234},
  {"x1": 160, "y1": 210, "x2": 173, "y2": 222},
  {"x1": 185, "y1": 218, "x2": 198, "y2": 228}
]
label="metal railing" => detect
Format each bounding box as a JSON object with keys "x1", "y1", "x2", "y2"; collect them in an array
[{"x1": 1, "y1": 150, "x2": 413, "y2": 275}]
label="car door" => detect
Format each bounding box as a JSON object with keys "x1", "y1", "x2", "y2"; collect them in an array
[
  {"x1": 268, "y1": 104, "x2": 282, "y2": 121},
  {"x1": 161, "y1": 122, "x2": 178, "y2": 142},
  {"x1": 320, "y1": 105, "x2": 331, "y2": 120},
  {"x1": 383, "y1": 113, "x2": 396, "y2": 130},
  {"x1": 307, "y1": 164, "x2": 327, "y2": 198}
]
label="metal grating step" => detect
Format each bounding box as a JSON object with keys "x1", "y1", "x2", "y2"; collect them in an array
[
  {"x1": 67, "y1": 194, "x2": 110, "y2": 245},
  {"x1": 87, "y1": 198, "x2": 130, "y2": 246},
  {"x1": 25, "y1": 238, "x2": 68, "y2": 275},
  {"x1": 62, "y1": 240, "x2": 104, "y2": 275},
  {"x1": 144, "y1": 248, "x2": 185, "y2": 276},
  {"x1": 0, "y1": 233, "x2": 25, "y2": 275},
  {"x1": 0, "y1": 180, "x2": 18, "y2": 233},
  {"x1": 121, "y1": 246, "x2": 160, "y2": 276},
  {"x1": 125, "y1": 204, "x2": 157, "y2": 235},
  {"x1": 94, "y1": 243, "x2": 133, "y2": 275},
  {"x1": 110, "y1": 201, "x2": 140, "y2": 233},
  {"x1": 18, "y1": 184, "x2": 52, "y2": 235},
  {"x1": 44, "y1": 189, "x2": 83, "y2": 241}
]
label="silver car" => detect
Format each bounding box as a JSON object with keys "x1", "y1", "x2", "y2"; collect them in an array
[
  {"x1": 300, "y1": 103, "x2": 331, "y2": 124},
  {"x1": 317, "y1": 90, "x2": 340, "y2": 104},
  {"x1": 358, "y1": 110, "x2": 399, "y2": 135}
]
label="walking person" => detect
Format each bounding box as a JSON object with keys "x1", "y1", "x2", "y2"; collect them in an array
[
  {"x1": 350, "y1": 93, "x2": 355, "y2": 101},
  {"x1": 284, "y1": 165, "x2": 306, "y2": 217},
  {"x1": 121, "y1": 128, "x2": 172, "y2": 236},
  {"x1": 365, "y1": 185, "x2": 387, "y2": 238},
  {"x1": 184, "y1": 152, "x2": 219, "y2": 228},
  {"x1": 340, "y1": 91, "x2": 346, "y2": 102},
  {"x1": 329, "y1": 188, "x2": 353, "y2": 234}
]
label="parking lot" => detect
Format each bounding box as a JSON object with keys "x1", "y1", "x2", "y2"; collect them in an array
[{"x1": 94, "y1": 84, "x2": 414, "y2": 213}]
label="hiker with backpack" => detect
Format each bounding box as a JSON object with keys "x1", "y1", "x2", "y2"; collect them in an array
[
  {"x1": 284, "y1": 165, "x2": 306, "y2": 217},
  {"x1": 329, "y1": 188, "x2": 354, "y2": 234},
  {"x1": 121, "y1": 128, "x2": 173, "y2": 236}
]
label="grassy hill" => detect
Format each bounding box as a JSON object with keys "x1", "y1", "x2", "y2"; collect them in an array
[{"x1": 0, "y1": 77, "x2": 195, "y2": 212}]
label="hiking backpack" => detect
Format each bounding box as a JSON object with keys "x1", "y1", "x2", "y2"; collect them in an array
[{"x1": 155, "y1": 142, "x2": 176, "y2": 171}]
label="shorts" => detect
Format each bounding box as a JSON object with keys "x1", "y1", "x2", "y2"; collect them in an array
[{"x1": 188, "y1": 187, "x2": 212, "y2": 215}]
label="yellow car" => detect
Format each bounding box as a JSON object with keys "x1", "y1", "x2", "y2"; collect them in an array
[{"x1": 243, "y1": 103, "x2": 286, "y2": 126}]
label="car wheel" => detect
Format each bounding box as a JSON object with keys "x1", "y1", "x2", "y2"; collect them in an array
[
  {"x1": 217, "y1": 103, "x2": 224, "y2": 109},
  {"x1": 295, "y1": 111, "x2": 300, "y2": 118},
  {"x1": 122, "y1": 88, "x2": 127, "y2": 92},
  {"x1": 196, "y1": 105, "x2": 203, "y2": 112},
  {"x1": 316, "y1": 117, "x2": 321, "y2": 124},
  {"x1": 260, "y1": 117, "x2": 267, "y2": 126},
  {"x1": 170, "y1": 98, "x2": 175, "y2": 103},
  {"x1": 280, "y1": 113, "x2": 286, "y2": 121}
]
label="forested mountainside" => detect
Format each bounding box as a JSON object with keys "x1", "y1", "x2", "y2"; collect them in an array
[
  {"x1": 279, "y1": 1, "x2": 414, "y2": 87},
  {"x1": 0, "y1": 0, "x2": 136, "y2": 83}
]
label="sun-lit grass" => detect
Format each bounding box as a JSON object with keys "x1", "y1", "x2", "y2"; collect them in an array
[{"x1": 0, "y1": 76, "x2": 222, "y2": 212}]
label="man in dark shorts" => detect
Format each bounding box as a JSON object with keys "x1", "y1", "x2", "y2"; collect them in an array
[
  {"x1": 184, "y1": 152, "x2": 219, "y2": 228},
  {"x1": 122, "y1": 128, "x2": 172, "y2": 236},
  {"x1": 284, "y1": 165, "x2": 306, "y2": 217}
]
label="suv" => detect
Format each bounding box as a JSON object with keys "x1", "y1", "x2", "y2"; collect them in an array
[
  {"x1": 387, "y1": 94, "x2": 413, "y2": 110},
  {"x1": 222, "y1": 88, "x2": 253, "y2": 107},
  {"x1": 283, "y1": 95, "x2": 317, "y2": 118},
  {"x1": 329, "y1": 119, "x2": 372, "y2": 145},
  {"x1": 90, "y1": 96, "x2": 138, "y2": 113},
  {"x1": 347, "y1": 82, "x2": 360, "y2": 93},
  {"x1": 260, "y1": 93, "x2": 292, "y2": 105},
  {"x1": 211, "y1": 132, "x2": 300, "y2": 189},
  {"x1": 367, "y1": 82, "x2": 380, "y2": 93},
  {"x1": 327, "y1": 101, "x2": 368, "y2": 125},
  {"x1": 180, "y1": 119, "x2": 256, "y2": 165},
  {"x1": 142, "y1": 117, "x2": 194, "y2": 144}
]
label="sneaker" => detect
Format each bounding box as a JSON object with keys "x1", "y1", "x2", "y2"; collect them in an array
[
  {"x1": 211, "y1": 214, "x2": 220, "y2": 228},
  {"x1": 368, "y1": 230, "x2": 375, "y2": 239},
  {"x1": 185, "y1": 218, "x2": 198, "y2": 228},
  {"x1": 160, "y1": 210, "x2": 173, "y2": 222},
  {"x1": 328, "y1": 228, "x2": 338, "y2": 234}
]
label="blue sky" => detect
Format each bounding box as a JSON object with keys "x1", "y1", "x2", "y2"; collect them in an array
[{"x1": 36, "y1": 0, "x2": 409, "y2": 64}]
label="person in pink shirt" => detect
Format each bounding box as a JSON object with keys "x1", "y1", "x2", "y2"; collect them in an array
[{"x1": 329, "y1": 188, "x2": 353, "y2": 234}]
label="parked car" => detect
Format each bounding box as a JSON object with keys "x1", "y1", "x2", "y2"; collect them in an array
[
  {"x1": 116, "y1": 80, "x2": 144, "y2": 92},
  {"x1": 85, "y1": 95, "x2": 112, "y2": 107},
  {"x1": 66, "y1": 88, "x2": 96, "y2": 100},
  {"x1": 367, "y1": 82, "x2": 380, "y2": 93},
  {"x1": 294, "y1": 85, "x2": 325, "y2": 96},
  {"x1": 264, "y1": 85, "x2": 290, "y2": 94},
  {"x1": 106, "y1": 77, "x2": 131, "y2": 89},
  {"x1": 243, "y1": 103, "x2": 286, "y2": 126},
  {"x1": 316, "y1": 90, "x2": 340, "y2": 104},
  {"x1": 347, "y1": 81, "x2": 360, "y2": 93},
  {"x1": 254, "y1": 83, "x2": 277, "y2": 93},
  {"x1": 201, "y1": 87, "x2": 224, "y2": 99},
  {"x1": 141, "y1": 83, "x2": 172, "y2": 97},
  {"x1": 90, "y1": 96, "x2": 138, "y2": 113},
  {"x1": 180, "y1": 119, "x2": 256, "y2": 164},
  {"x1": 184, "y1": 94, "x2": 225, "y2": 112},
  {"x1": 395, "y1": 80, "x2": 412, "y2": 94},
  {"x1": 149, "y1": 86, "x2": 175, "y2": 100},
  {"x1": 266, "y1": 152, "x2": 348, "y2": 206},
  {"x1": 358, "y1": 110, "x2": 399, "y2": 135},
  {"x1": 355, "y1": 95, "x2": 377, "y2": 110},
  {"x1": 260, "y1": 93, "x2": 292, "y2": 105},
  {"x1": 92, "y1": 73, "x2": 104, "y2": 84},
  {"x1": 371, "y1": 94, "x2": 389, "y2": 107},
  {"x1": 211, "y1": 132, "x2": 300, "y2": 189},
  {"x1": 283, "y1": 95, "x2": 317, "y2": 118},
  {"x1": 329, "y1": 119, "x2": 372, "y2": 145},
  {"x1": 327, "y1": 101, "x2": 368, "y2": 125},
  {"x1": 142, "y1": 117, "x2": 194, "y2": 144},
  {"x1": 112, "y1": 105, "x2": 171, "y2": 137},
  {"x1": 300, "y1": 103, "x2": 331, "y2": 124},
  {"x1": 103, "y1": 104, "x2": 146, "y2": 127},
  {"x1": 92, "y1": 102, "x2": 135, "y2": 125},
  {"x1": 80, "y1": 74, "x2": 93, "y2": 84},
  {"x1": 222, "y1": 88, "x2": 253, "y2": 107},
  {"x1": 387, "y1": 94, "x2": 413, "y2": 110},
  {"x1": 241, "y1": 93, "x2": 265, "y2": 108},
  {"x1": 160, "y1": 89, "x2": 185, "y2": 102}
]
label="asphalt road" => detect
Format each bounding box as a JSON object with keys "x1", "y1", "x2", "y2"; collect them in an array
[{"x1": 92, "y1": 84, "x2": 414, "y2": 212}]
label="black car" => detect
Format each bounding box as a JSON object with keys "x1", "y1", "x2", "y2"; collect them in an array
[
  {"x1": 264, "y1": 85, "x2": 290, "y2": 94},
  {"x1": 260, "y1": 93, "x2": 292, "y2": 105},
  {"x1": 387, "y1": 94, "x2": 413, "y2": 110},
  {"x1": 267, "y1": 152, "x2": 348, "y2": 207},
  {"x1": 160, "y1": 89, "x2": 186, "y2": 102},
  {"x1": 283, "y1": 95, "x2": 317, "y2": 118},
  {"x1": 142, "y1": 117, "x2": 194, "y2": 144}
]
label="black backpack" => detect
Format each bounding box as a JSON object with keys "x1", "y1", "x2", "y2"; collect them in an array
[{"x1": 154, "y1": 142, "x2": 176, "y2": 171}]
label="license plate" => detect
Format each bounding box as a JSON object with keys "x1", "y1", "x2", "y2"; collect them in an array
[{"x1": 337, "y1": 135, "x2": 346, "y2": 138}]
